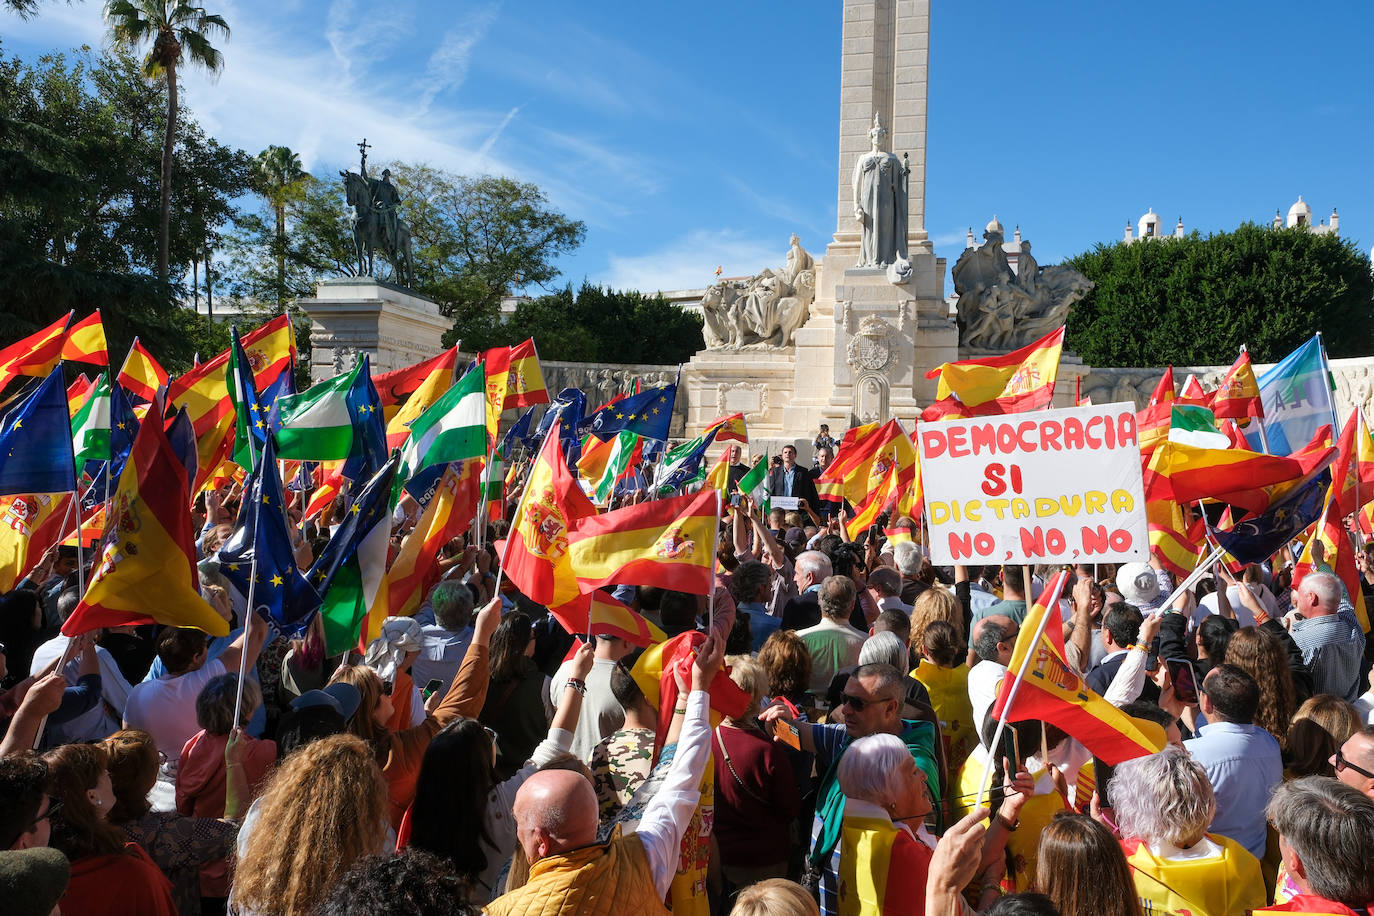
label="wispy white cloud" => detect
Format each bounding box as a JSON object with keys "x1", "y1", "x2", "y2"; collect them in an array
[
  {"x1": 723, "y1": 175, "x2": 828, "y2": 241},
  {"x1": 414, "y1": 2, "x2": 501, "y2": 116},
  {"x1": 601, "y1": 229, "x2": 785, "y2": 293},
  {"x1": 930, "y1": 225, "x2": 971, "y2": 247},
  {"x1": 476, "y1": 105, "x2": 520, "y2": 161}
]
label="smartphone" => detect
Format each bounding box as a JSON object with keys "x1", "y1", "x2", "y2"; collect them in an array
[
  {"x1": 1000, "y1": 725, "x2": 1021, "y2": 771},
  {"x1": 729, "y1": 493, "x2": 742, "y2": 507},
  {"x1": 773, "y1": 718, "x2": 802, "y2": 750},
  {"x1": 1093, "y1": 757, "x2": 1116, "y2": 809},
  {"x1": 421, "y1": 678, "x2": 444, "y2": 699},
  {"x1": 1166, "y1": 657, "x2": 1200, "y2": 705}
]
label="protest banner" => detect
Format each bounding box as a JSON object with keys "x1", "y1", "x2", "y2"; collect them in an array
[{"x1": 918, "y1": 402, "x2": 1148, "y2": 565}]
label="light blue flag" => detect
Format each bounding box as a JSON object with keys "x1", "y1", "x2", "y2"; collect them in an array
[{"x1": 1245, "y1": 336, "x2": 1335, "y2": 455}]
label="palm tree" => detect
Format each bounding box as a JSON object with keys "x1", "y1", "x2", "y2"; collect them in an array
[
  {"x1": 105, "y1": 0, "x2": 229, "y2": 282},
  {"x1": 255, "y1": 145, "x2": 308, "y2": 303}
]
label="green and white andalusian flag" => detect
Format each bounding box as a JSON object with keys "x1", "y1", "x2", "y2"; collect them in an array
[
  {"x1": 736, "y1": 453, "x2": 770, "y2": 515},
  {"x1": 594, "y1": 429, "x2": 640, "y2": 503},
  {"x1": 398, "y1": 364, "x2": 486, "y2": 485},
  {"x1": 1169, "y1": 404, "x2": 1229, "y2": 449},
  {"x1": 275, "y1": 361, "x2": 364, "y2": 460},
  {"x1": 71, "y1": 373, "x2": 112, "y2": 463}
]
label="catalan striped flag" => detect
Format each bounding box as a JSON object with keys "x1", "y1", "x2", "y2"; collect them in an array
[
  {"x1": 62, "y1": 407, "x2": 227, "y2": 636},
  {"x1": 567, "y1": 487, "x2": 720, "y2": 596},
  {"x1": 922, "y1": 326, "x2": 1064, "y2": 421},
  {"x1": 991, "y1": 571, "x2": 1167, "y2": 765},
  {"x1": 0, "y1": 313, "x2": 71, "y2": 392},
  {"x1": 60, "y1": 311, "x2": 109, "y2": 366},
  {"x1": 549, "y1": 590, "x2": 665, "y2": 647}
]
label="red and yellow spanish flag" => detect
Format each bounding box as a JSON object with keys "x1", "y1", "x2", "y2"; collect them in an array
[
  {"x1": 1142, "y1": 439, "x2": 1332, "y2": 511},
  {"x1": 922, "y1": 326, "x2": 1065, "y2": 421},
  {"x1": 503, "y1": 419, "x2": 596, "y2": 608},
  {"x1": 1147, "y1": 499, "x2": 1205, "y2": 581},
  {"x1": 845, "y1": 462, "x2": 901, "y2": 541},
  {"x1": 483, "y1": 338, "x2": 549, "y2": 439},
  {"x1": 0, "y1": 492, "x2": 73, "y2": 592},
  {"x1": 60, "y1": 311, "x2": 109, "y2": 366},
  {"x1": 385, "y1": 350, "x2": 456, "y2": 452},
  {"x1": 1212, "y1": 351, "x2": 1263, "y2": 421},
  {"x1": 66, "y1": 374, "x2": 94, "y2": 417},
  {"x1": 374, "y1": 345, "x2": 458, "y2": 422},
  {"x1": 576, "y1": 428, "x2": 619, "y2": 482},
  {"x1": 1136, "y1": 366, "x2": 1177, "y2": 458},
  {"x1": 882, "y1": 526, "x2": 913, "y2": 546},
  {"x1": 1293, "y1": 488, "x2": 1371, "y2": 631},
  {"x1": 832, "y1": 814, "x2": 932, "y2": 916},
  {"x1": 0, "y1": 312, "x2": 71, "y2": 392},
  {"x1": 705, "y1": 447, "x2": 731, "y2": 493},
  {"x1": 820, "y1": 419, "x2": 916, "y2": 506},
  {"x1": 703, "y1": 412, "x2": 748, "y2": 444},
  {"x1": 386, "y1": 463, "x2": 479, "y2": 617},
  {"x1": 1121, "y1": 836, "x2": 1267, "y2": 916},
  {"x1": 1330, "y1": 409, "x2": 1374, "y2": 517},
  {"x1": 62, "y1": 404, "x2": 228, "y2": 637},
  {"x1": 115, "y1": 337, "x2": 168, "y2": 403},
  {"x1": 567, "y1": 487, "x2": 720, "y2": 596},
  {"x1": 304, "y1": 461, "x2": 344, "y2": 521},
  {"x1": 549, "y1": 590, "x2": 666, "y2": 647},
  {"x1": 991, "y1": 571, "x2": 1167, "y2": 765}
]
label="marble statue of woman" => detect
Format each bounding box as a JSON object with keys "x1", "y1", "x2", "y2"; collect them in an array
[{"x1": 852, "y1": 113, "x2": 907, "y2": 268}]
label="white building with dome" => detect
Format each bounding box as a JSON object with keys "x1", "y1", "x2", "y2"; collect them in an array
[
  {"x1": 1122, "y1": 196, "x2": 1340, "y2": 243},
  {"x1": 963, "y1": 215, "x2": 1032, "y2": 274}
]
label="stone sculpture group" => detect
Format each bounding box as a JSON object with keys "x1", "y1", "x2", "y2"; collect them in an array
[
  {"x1": 951, "y1": 218, "x2": 1094, "y2": 351},
  {"x1": 701, "y1": 234, "x2": 818, "y2": 350}
]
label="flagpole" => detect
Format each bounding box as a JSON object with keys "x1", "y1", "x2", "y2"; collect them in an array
[
  {"x1": 231, "y1": 456, "x2": 268, "y2": 729},
  {"x1": 975, "y1": 572, "x2": 1068, "y2": 811},
  {"x1": 1241, "y1": 346, "x2": 1273, "y2": 454},
  {"x1": 708, "y1": 488, "x2": 722, "y2": 635},
  {"x1": 1357, "y1": 411, "x2": 1368, "y2": 549},
  {"x1": 65, "y1": 367, "x2": 87, "y2": 597},
  {"x1": 1155, "y1": 544, "x2": 1228, "y2": 615},
  {"x1": 1316, "y1": 332, "x2": 1344, "y2": 436}
]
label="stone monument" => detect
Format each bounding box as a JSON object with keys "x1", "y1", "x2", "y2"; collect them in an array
[
  {"x1": 297, "y1": 141, "x2": 448, "y2": 381},
  {"x1": 952, "y1": 217, "x2": 1094, "y2": 351},
  {"x1": 686, "y1": 0, "x2": 956, "y2": 450}
]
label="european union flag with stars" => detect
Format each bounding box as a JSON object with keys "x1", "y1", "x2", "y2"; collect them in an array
[
  {"x1": 586, "y1": 383, "x2": 677, "y2": 443},
  {"x1": 217, "y1": 434, "x2": 321, "y2": 635},
  {"x1": 0, "y1": 368, "x2": 76, "y2": 497}
]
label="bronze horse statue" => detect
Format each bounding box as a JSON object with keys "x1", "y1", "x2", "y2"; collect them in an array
[{"x1": 340, "y1": 170, "x2": 416, "y2": 288}]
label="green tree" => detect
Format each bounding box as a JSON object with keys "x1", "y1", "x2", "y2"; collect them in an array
[
  {"x1": 105, "y1": 0, "x2": 229, "y2": 281},
  {"x1": 481, "y1": 281, "x2": 703, "y2": 365},
  {"x1": 1065, "y1": 223, "x2": 1374, "y2": 367},
  {"x1": 253, "y1": 144, "x2": 308, "y2": 303},
  {"x1": 387, "y1": 166, "x2": 585, "y2": 342}
]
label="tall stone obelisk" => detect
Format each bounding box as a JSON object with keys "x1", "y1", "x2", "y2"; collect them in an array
[{"x1": 783, "y1": 0, "x2": 956, "y2": 438}]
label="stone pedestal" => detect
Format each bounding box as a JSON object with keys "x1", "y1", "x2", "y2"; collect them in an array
[
  {"x1": 682, "y1": 348, "x2": 798, "y2": 451},
  {"x1": 296, "y1": 278, "x2": 450, "y2": 383}
]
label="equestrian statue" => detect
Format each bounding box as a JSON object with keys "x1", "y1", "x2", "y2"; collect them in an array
[{"x1": 340, "y1": 138, "x2": 417, "y2": 288}]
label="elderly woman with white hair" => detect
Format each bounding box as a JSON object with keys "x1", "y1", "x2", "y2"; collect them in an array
[
  {"x1": 1111, "y1": 744, "x2": 1266, "y2": 916},
  {"x1": 827, "y1": 732, "x2": 1031, "y2": 916}
]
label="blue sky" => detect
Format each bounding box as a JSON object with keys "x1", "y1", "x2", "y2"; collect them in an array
[{"x1": 5, "y1": 0, "x2": 1373, "y2": 297}]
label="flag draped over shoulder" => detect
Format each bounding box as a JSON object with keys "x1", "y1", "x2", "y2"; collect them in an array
[
  {"x1": 308, "y1": 452, "x2": 400, "y2": 655},
  {"x1": 567, "y1": 487, "x2": 720, "y2": 596},
  {"x1": 504, "y1": 419, "x2": 597, "y2": 608},
  {"x1": 216, "y1": 436, "x2": 321, "y2": 636},
  {"x1": 0, "y1": 369, "x2": 76, "y2": 497},
  {"x1": 61, "y1": 311, "x2": 108, "y2": 366},
  {"x1": 0, "y1": 313, "x2": 70, "y2": 392},
  {"x1": 922, "y1": 327, "x2": 1064, "y2": 421},
  {"x1": 991, "y1": 571, "x2": 1166, "y2": 765},
  {"x1": 63, "y1": 403, "x2": 227, "y2": 636}
]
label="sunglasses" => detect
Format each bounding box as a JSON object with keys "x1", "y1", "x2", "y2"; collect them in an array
[
  {"x1": 483, "y1": 726, "x2": 499, "y2": 744},
  {"x1": 841, "y1": 692, "x2": 894, "y2": 712},
  {"x1": 1335, "y1": 748, "x2": 1374, "y2": 781}
]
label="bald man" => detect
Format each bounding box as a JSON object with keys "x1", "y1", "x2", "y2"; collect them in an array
[{"x1": 485, "y1": 635, "x2": 725, "y2": 915}]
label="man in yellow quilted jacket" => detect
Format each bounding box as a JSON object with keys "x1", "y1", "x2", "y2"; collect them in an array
[{"x1": 484, "y1": 634, "x2": 724, "y2": 915}]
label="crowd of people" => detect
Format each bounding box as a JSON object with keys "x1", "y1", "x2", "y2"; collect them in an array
[{"x1": 2, "y1": 425, "x2": 1374, "y2": 916}]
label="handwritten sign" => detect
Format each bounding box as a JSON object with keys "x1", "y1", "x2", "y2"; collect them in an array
[{"x1": 918, "y1": 403, "x2": 1148, "y2": 565}]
